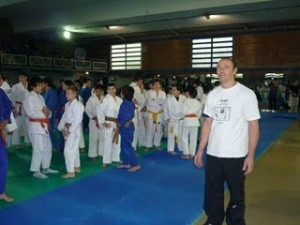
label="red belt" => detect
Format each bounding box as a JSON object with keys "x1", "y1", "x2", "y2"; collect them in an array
[
  {"x1": 29, "y1": 118, "x2": 50, "y2": 131},
  {"x1": 184, "y1": 114, "x2": 197, "y2": 118}
]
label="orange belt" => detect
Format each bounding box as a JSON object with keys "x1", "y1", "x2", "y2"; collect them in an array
[
  {"x1": 184, "y1": 114, "x2": 198, "y2": 118},
  {"x1": 105, "y1": 116, "x2": 119, "y2": 144},
  {"x1": 16, "y1": 101, "x2": 23, "y2": 116},
  {"x1": 29, "y1": 118, "x2": 50, "y2": 131}
]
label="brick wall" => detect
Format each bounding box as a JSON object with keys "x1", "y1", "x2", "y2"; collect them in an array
[{"x1": 235, "y1": 31, "x2": 300, "y2": 68}]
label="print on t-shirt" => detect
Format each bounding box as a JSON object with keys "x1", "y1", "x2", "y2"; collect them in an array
[{"x1": 214, "y1": 107, "x2": 231, "y2": 121}]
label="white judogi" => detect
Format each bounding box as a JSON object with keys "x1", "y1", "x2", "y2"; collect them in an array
[
  {"x1": 77, "y1": 95, "x2": 85, "y2": 149},
  {"x1": 97, "y1": 94, "x2": 122, "y2": 164},
  {"x1": 11, "y1": 82, "x2": 30, "y2": 145},
  {"x1": 97, "y1": 94, "x2": 123, "y2": 164},
  {"x1": 181, "y1": 98, "x2": 202, "y2": 156},
  {"x1": 58, "y1": 99, "x2": 84, "y2": 173},
  {"x1": 164, "y1": 94, "x2": 186, "y2": 152},
  {"x1": 0, "y1": 82, "x2": 17, "y2": 147},
  {"x1": 145, "y1": 90, "x2": 166, "y2": 148},
  {"x1": 23, "y1": 91, "x2": 52, "y2": 172},
  {"x1": 130, "y1": 82, "x2": 146, "y2": 150},
  {"x1": 85, "y1": 94, "x2": 104, "y2": 158}
]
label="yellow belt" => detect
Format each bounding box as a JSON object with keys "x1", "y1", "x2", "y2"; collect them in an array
[{"x1": 147, "y1": 110, "x2": 164, "y2": 124}]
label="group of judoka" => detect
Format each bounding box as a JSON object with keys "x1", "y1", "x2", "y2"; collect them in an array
[{"x1": 0, "y1": 72, "x2": 208, "y2": 202}]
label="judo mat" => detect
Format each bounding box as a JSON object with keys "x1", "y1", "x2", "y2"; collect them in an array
[{"x1": 0, "y1": 112, "x2": 297, "y2": 225}]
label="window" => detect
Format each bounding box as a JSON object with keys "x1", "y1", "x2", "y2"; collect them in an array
[
  {"x1": 192, "y1": 36, "x2": 233, "y2": 68},
  {"x1": 111, "y1": 43, "x2": 142, "y2": 70}
]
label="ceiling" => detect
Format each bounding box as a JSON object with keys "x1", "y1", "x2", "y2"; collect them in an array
[{"x1": 0, "y1": 0, "x2": 300, "y2": 41}]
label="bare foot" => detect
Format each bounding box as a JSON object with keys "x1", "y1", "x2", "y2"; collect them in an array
[
  {"x1": 154, "y1": 146, "x2": 162, "y2": 151},
  {"x1": 181, "y1": 155, "x2": 190, "y2": 159},
  {"x1": 117, "y1": 164, "x2": 130, "y2": 169},
  {"x1": 101, "y1": 163, "x2": 108, "y2": 168},
  {"x1": 74, "y1": 167, "x2": 81, "y2": 173},
  {"x1": 0, "y1": 193, "x2": 15, "y2": 202},
  {"x1": 168, "y1": 151, "x2": 176, "y2": 155},
  {"x1": 91, "y1": 157, "x2": 97, "y2": 161},
  {"x1": 80, "y1": 148, "x2": 85, "y2": 153},
  {"x1": 15, "y1": 145, "x2": 22, "y2": 150},
  {"x1": 61, "y1": 173, "x2": 75, "y2": 178},
  {"x1": 128, "y1": 165, "x2": 141, "y2": 172},
  {"x1": 144, "y1": 147, "x2": 150, "y2": 152}
]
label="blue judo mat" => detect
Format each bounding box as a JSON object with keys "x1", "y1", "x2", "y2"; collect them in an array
[{"x1": 0, "y1": 112, "x2": 296, "y2": 225}]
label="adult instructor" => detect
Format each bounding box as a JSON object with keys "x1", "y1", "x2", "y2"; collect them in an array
[{"x1": 194, "y1": 58, "x2": 260, "y2": 225}]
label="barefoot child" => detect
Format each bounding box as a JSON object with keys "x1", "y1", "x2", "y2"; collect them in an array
[
  {"x1": 85, "y1": 84, "x2": 104, "y2": 160},
  {"x1": 181, "y1": 86, "x2": 202, "y2": 159},
  {"x1": 23, "y1": 77, "x2": 58, "y2": 179},
  {"x1": 0, "y1": 88, "x2": 14, "y2": 202},
  {"x1": 117, "y1": 86, "x2": 141, "y2": 172},
  {"x1": 58, "y1": 86, "x2": 84, "y2": 178}
]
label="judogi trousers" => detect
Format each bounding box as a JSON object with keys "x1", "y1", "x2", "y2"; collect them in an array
[
  {"x1": 167, "y1": 120, "x2": 183, "y2": 152},
  {"x1": 120, "y1": 128, "x2": 138, "y2": 167},
  {"x1": 0, "y1": 142, "x2": 8, "y2": 194},
  {"x1": 64, "y1": 134, "x2": 80, "y2": 173},
  {"x1": 29, "y1": 133, "x2": 52, "y2": 172},
  {"x1": 12, "y1": 115, "x2": 30, "y2": 145},
  {"x1": 88, "y1": 121, "x2": 104, "y2": 158},
  {"x1": 103, "y1": 122, "x2": 121, "y2": 164},
  {"x1": 181, "y1": 126, "x2": 198, "y2": 156},
  {"x1": 145, "y1": 112, "x2": 163, "y2": 148}
]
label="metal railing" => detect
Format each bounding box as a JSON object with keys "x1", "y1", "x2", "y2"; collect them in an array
[{"x1": 0, "y1": 53, "x2": 107, "y2": 72}]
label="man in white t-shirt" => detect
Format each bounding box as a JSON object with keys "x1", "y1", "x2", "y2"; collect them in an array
[{"x1": 194, "y1": 58, "x2": 260, "y2": 225}]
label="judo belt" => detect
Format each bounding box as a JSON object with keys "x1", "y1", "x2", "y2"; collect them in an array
[
  {"x1": 105, "y1": 116, "x2": 119, "y2": 144},
  {"x1": 147, "y1": 110, "x2": 164, "y2": 132},
  {"x1": 15, "y1": 101, "x2": 23, "y2": 116},
  {"x1": 184, "y1": 114, "x2": 198, "y2": 118},
  {"x1": 29, "y1": 118, "x2": 50, "y2": 134},
  {"x1": 168, "y1": 119, "x2": 180, "y2": 144}
]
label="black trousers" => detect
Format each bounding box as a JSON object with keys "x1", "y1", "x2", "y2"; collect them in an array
[{"x1": 204, "y1": 155, "x2": 246, "y2": 225}]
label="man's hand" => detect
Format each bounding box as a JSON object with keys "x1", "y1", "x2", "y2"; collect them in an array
[
  {"x1": 0, "y1": 120, "x2": 8, "y2": 129},
  {"x1": 104, "y1": 123, "x2": 111, "y2": 128},
  {"x1": 194, "y1": 152, "x2": 204, "y2": 168},
  {"x1": 42, "y1": 107, "x2": 50, "y2": 118},
  {"x1": 243, "y1": 156, "x2": 255, "y2": 175},
  {"x1": 63, "y1": 130, "x2": 70, "y2": 138},
  {"x1": 124, "y1": 120, "x2": 132, "y2": 128}
]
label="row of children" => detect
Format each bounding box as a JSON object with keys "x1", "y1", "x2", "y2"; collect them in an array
[{"x1": 0, "y1": 73, "x2": 208, "y2": 182}]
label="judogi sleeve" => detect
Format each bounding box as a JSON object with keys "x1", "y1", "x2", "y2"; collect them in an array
[
  {"x1": 118, "y1": 101, "x2": 134, "y2": 127},
  {"x1": 97, "y1": 98, "x2": 107, "y2": 124},
  {"x1": 85, "y1": 97, "x2": 94, "y2": 119},
  {"x1": 68, "y1": 103, "x2": 84, "y2": 134},
  {"x1": 0, "y1": 89, "x2": 12, "y2": 122}
]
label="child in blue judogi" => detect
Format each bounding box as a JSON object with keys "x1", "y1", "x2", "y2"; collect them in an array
[
  {"x1": 0, "y1": 88, "x2": 14, "y2": 202},
  {"x1": 117, "y1": 86, "x2": 141, "y2": 172}
]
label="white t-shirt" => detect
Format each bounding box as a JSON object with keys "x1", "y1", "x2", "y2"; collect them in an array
[{"x1": 204, "y1": 82, "x2": 260, "y2": 158}]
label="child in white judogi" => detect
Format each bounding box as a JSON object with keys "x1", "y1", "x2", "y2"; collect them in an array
[
  {"x1": 164, "y1": 85, "x2": 186, "y2": 154},
  {"x1": 97, "y1": 83, "x2": 122, "y2": 168},
  {"x1": 58, "y1": 86, "x2": 84, "y2": 178},
  {"x1": 181, "y1": 86, "x2": 202, "y2": 159},
  {"x1": 23, "y1": 77, "x2": 58, "y2": 179},
  {"x1": 11, "y1": 73, "x2": 30, "y2": 148},
  {"x1": 85, "y1": 84, "x2": 104, "y2": 159},
  {"x1": 145, "y1": 80, "x2": 166, "y2": 150},
  {"x1": 130, "y1": 77, "x2": 146, "y2": 150}
]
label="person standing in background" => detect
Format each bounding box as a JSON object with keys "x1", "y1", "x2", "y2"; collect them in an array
[
  {"x1": 289, "y1": 80, "x2": 300, "y2": 112},
  {"x1": 11, "y1": 72, "x2": 31, "y2": 149},
  {"x1": 0, "y1": 88, "x2": 14, "y2": 202},
  {"x1": 268, "y1": 79, "x2": 278, "y2": 111},
  {"x1": 42, "y1": 77, "x2": 58, "y2": 150}
]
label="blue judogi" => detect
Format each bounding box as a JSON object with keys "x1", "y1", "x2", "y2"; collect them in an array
[
  {"x1": 42, "y1": 87, "x2": 58, "y2": 149},
  {"x1": 80, "y1": 87, "x2": 91, "y2": 131},
  {"x1": 0, "y1": 89, "x2": 12, "y2": 194},
  {"x1": 117, "y1": 99, "x2": 138, "y2": 167},
  {"x1": 56, "y1": 91, "x2": 68, "y2": 151}
]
